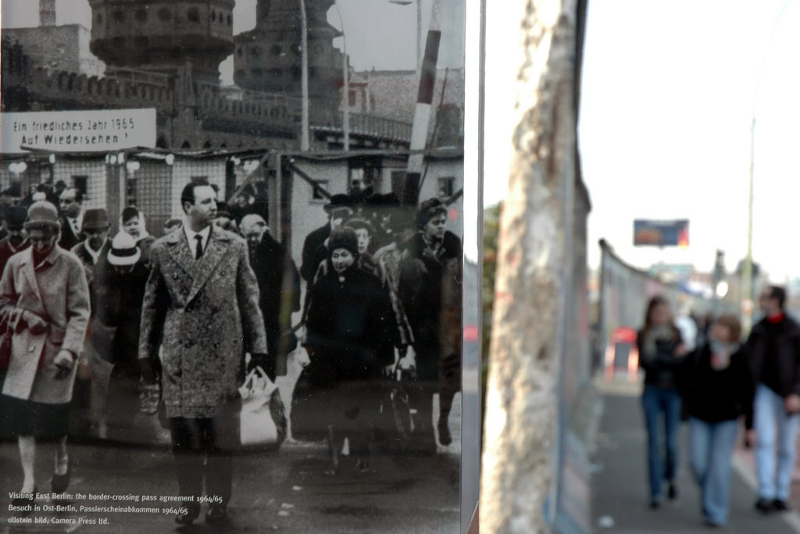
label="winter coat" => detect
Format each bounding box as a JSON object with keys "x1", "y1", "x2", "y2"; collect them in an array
[
  {"x1": 0, "y1": 246, "x2": 91, "y2": 403},
  {"x1": 300, "y1": 224, "x2": 330, "y2": 283},
  {"x1": 744, "y1": 314, "x2": 800, "y2": 398},
  {"x1": 138, "y1": 226, "x2": 267, "y2": 419},
  {"x1": 305, "y1": 263, "x2": 396, "y2": 384},
  {"x1": 679, "y1": 343, "x2": 755, "y2": 428},
  {"x1": 93, "y1": 256, "x2": 150, "y2": 375},
  {"x1": 248, "y1": 232, "x2": 301, "y2": 370},
  {"x1": 398, "y1": 231, "x2": 463, "y2": 379},
  {"x1": 0, "y1": 237, "x2": 30, "y2": 278}
]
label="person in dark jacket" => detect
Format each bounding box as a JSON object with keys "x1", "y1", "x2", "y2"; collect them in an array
[
  {"x1": 300, "y1": 195, "x2": 352, "y2": 283},
  {"x1": 303, "y1": 226, "x2": 395, "y2": 474},
  {"x1": 398, "y1": 198, "x2": 463, "y2": 453},
  {"x1": 242, "y1": 214, "x2": 301, "y2": 378},
  {"x1": 745, "y1": 285, "x2": 800, "y2": 513},
  {"x1": 680, "y1": 314, "x2": 754, "y2": 527},
  {"x1": 58, "y1": 187, "x2": 85, "y2": 251},
  {"x1": 637, "y1": 295, "x2": 687, "y2": 508},
  {"x1": 0, "y1": 206, "x2": 30, "y2": 276},
  {"x1": 92, "y1": 233, "x2": 151, "y2": 444}
]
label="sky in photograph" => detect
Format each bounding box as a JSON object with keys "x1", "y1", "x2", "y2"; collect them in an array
[
  {"x1": 0, "y1": 0, "x2": 465, "y2": 77},
  {"x1": 484, "y1": 0, "x2": 800, "y2": 283}
]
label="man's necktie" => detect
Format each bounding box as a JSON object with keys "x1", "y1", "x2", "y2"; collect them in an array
[{"x1": 195, "y1": 234, "x2": 204, "y2": 260}]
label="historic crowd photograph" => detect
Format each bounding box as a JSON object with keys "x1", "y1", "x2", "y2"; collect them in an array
[{"x1": 0, "y1": 0, "x2": 467, "y2": 531}]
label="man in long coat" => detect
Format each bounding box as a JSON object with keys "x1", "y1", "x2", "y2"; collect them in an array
[{"x1": 139, "y1": 179, "x2": 269, "y2": 527}]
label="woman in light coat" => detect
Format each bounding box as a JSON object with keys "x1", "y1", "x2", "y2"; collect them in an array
[{"x1": 0, "y1": 201, "x2": 90, "y2": 508}]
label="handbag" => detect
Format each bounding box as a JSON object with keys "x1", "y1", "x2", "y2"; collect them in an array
[
  {"x1": 374, "y1": 363, "x2": 415, "y2": 454},
  {"x1": 238, "y1": 366, "x2": 287, "y2": 450}
]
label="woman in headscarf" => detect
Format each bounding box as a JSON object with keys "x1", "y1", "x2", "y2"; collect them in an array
[
  {"x1": 120, "y1": 206, "x2": 155, "y2": 267},
  {"x1": 0, "y1": 201, "x2": 90, "y2": 510},
  {"x1": 301, "y1": 226, "x2": 395, "y2": 474}
]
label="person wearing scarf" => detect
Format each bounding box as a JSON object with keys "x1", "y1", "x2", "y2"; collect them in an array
[
  {"x1": 636, "y1": 295, "x2": 687, "y2": 509},
  {"x1": 679, "y1": 314, "x2": 753, "y2": 527},
  {"x1": 120, "y1": 206, "x2": 155, "y2": 268}
]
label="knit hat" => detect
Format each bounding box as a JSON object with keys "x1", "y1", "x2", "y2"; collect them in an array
[
  {"x1": 416, "y1": 198, "x2": 447, "y2": 229},
  {"x1": 107, "y1": 232, "x2": 141, "y2": 266},
  {"x1": 328, "y1": 226, "x2": 359, "y2": 258},
  {"x1": 24, "y1": 201, "x2": 60, "y2": 230}
]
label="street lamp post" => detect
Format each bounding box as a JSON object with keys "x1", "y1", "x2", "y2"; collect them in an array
[
  {"x1": 389, "y1": 0, "x2": 421, "y2": 74},
  {"x1": 743, "y1": 0, "x2": 795, "y2": 335},
  {"x1": 332, "y1": 1, "x2": 350, "y2": 151},
  {"x1": 299, "y1": 0, "x2": 310, "y2": 151}
]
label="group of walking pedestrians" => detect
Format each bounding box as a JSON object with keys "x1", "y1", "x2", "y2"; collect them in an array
[
  {"x1": 638, "y1": 286, "x2": 800, "y2": 528},
  {"x1": 0, "y1": 178, "x2": 462, "y2": 528}
]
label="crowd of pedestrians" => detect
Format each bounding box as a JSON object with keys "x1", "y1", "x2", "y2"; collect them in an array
[
  {"x1": 0, "y1": 178, "x2": 463, "y2": 527},
  {"x1": 637, "y1": 286, "x2": 800, "y2": 528}
]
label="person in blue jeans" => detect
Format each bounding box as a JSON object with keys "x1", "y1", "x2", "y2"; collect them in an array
[
  {"x1": 679, "y1": 314, "x2": 754, "y2": 527},
  {"x1": 637, "y1": 296, "x2": 687, "y2": 509},
  {"x1": 744, "y1": 285, "x2": 800, "y2": 514}
]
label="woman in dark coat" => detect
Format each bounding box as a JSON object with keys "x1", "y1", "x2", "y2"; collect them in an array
[
  {"x1": 92, "y1": 232, "x2": 151, "y2": 444},
  {"x1": 637, "y1": 295, "x2": 688, "y2": 509},
  {"x1": 679, "y1": 314, "x2": 753, "y2": 527},
  {"x1": 302, "y1": 226, "x2": 395, "y2": 473},
  {"x1": 398, "y1": 198, "x2": 462, "y2": 453}
]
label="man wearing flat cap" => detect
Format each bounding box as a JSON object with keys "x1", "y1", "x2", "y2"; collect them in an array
[
  {"x1": 0, "y1": 206, "x2": 31, "y2": 276},
  {"x1": 70, "y1": 208, "x2": 111, "y2": 289}
]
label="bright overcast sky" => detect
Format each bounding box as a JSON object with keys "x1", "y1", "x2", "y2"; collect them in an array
[
  {"x1": 0, "y1": 0, "x2": 465, "y2": 74},
  {"x1": 485, "y1": 0, "x2": 800, "y2": 282}
]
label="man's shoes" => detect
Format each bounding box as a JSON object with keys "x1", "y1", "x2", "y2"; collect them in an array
[
  {"x1": 773, "y1": 499, "x2": 791, "y2": 512},
  {"x1": 175, "y1": 502, "x2": 200, "y2": 526},
  {"x1": 650, "y1": 499, "x2": 660, "y2": 510},
  {"x1": 703, "y1": 520, "x2": 722, "y2": 528},
  {"x1": 755, "y1": 497, "x2": 774, "y2": 514},
  {"x1": 668, "y1": 483, "x2": 678, "y2": 501},
  {"x1": 206, "y1": 504, "x2": 228, "y2": 526}
]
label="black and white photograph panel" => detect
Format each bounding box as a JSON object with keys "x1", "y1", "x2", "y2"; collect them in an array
[{"x1": 0, "y1": 0, "x2": 467, "y2": 531}]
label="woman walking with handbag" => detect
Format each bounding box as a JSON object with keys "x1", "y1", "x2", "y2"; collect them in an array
[
  {"x1": 300, "y1": 226, "x2": 395, "y2": 474},
  {"x1": 0, "y1": 201, "x2": 90, "y2": 512}
]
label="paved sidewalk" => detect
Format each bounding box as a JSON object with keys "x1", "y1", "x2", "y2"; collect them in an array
[{"x1": 591, "y1": 389, "x2": 800, "y2": 533}]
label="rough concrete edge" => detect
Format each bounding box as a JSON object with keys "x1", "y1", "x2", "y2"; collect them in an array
[{"x1": 731, "y1": 451, "x2": 800, "y2": 533}]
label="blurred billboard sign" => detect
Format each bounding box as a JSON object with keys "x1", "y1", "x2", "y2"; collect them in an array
[{"x1": 633, "y1": 219, "x2": 689, "y2": 247}]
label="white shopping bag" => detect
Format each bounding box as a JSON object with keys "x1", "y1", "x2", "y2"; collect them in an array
[{"x1": 239, "y1": 366, "x2": 284, "y2": 447}]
